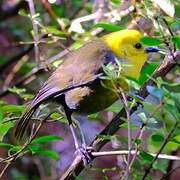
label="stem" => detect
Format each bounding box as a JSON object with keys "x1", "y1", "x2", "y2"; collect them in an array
[
  {"x1": 27, "y1": 0, "x2": 40, "y2": 63},
  {"x1": 120, "y1": 91, "x2": 132, "y2": 179},
  {"x1": 142, "y1": 121, "x2": 179, "y2": 180}
]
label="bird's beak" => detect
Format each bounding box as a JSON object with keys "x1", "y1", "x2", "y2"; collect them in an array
[{"x1": 145, "y1": 47, "x2": 160, "y2": 53}]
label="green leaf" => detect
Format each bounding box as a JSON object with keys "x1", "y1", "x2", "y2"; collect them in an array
[
  {"x1": 171, "y1": 135, "x2": 180, "y2": 144},
  {"x1": 0, "y1": 121, "x2": 14, "y2": 141},
  {"x1": 153, "y1": 160, "x2": 169, "y2": 174},
  {"x1": 139, "y1": 62, "x2": 159, "y2": 85},
  {"x1": 18, "y1": 9, "x2": 29, "y2": 17},
  {"x1": 0, "y1": 142, "x2": 14, "y2": 149},
  {"x1": 94, "y1": 23, "x2": 124, "y2": 31},
  {"x1": 172, "y1": 35, "x2": 180, "y2": 49},
  {"x1": 0, "y1": 108, "x2": 4, "y2": 121},
  {"x1": 111, "y1": 0, "x2": 121, "y2": 5},
  {"x1": 140, "y1": 151, "x2": 154, "y2": 162},
  {"x1": 151, "y1": 134, "x2": 164, "y2": 142},
  {"x1": 134, "y1": 139, "x2": 141, "y2": 145},
  {"x1": 2, "y1": 105, "x2": 25, "y2": 113},
  {"x1": 50, "y1": 112, "x2": 62, "y2": 119},
  {"x1": 141, "y1": 36, "x2": 161, "y2": 46},
  {"x1": 9, "y1": 146, "x2": 22, "y2": 153},
  {"x1": 46, "y1": 26, "x2": 65, "y2": 36},
  {"x1": 29, "y1": 145, "x2": 60, "y2": 160},
  {"x1": 31, "y1": 135, "x2": 63, "y2": 144},
  {"x1": 106, "y1": 101, "x2": 123, "y2": 113}
]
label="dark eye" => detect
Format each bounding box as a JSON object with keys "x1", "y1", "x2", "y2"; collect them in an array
[{"x1": 134, "y1": 43, "x2": 142, "y2": 49}]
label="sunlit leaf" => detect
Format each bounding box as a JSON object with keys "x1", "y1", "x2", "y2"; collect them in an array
[
  {"x1": 140, "y1": 151, "x2": 154, "y2": 162},
  {"x1": 2, "y1": 105, "x2": 25, "y2": 113},
  {"x1": 141, "y1": 36, "x2": 161, "y2": 46},
  {"x1": 94, "y1": 23, "x2": 124, "y2": 31},
  {"x1": 46, "y1": 26, "x2": 65, "y2": 36},
  {"x1": 31, "y1": 135, "x2": 63, "y2": 144},
  {"x1": 151, "y1": 133, "x2": 164, "y2": 142},
  {"x1": 0, "y1": 142, "x2": 14, "y2": 149},
  {"x1": 0, "y1": 121, "x2": 14, "y2": 141},
  {"x1": 29, "y1": 145, "x2": 60, "y2": 160},
  {"x1": 172, "y1": 35, "x2": 180, "y2": 49}
]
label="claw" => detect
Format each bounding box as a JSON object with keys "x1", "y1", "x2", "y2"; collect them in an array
[{"x1": 75, "y1": 145, "x2": 94, "y2": 165}]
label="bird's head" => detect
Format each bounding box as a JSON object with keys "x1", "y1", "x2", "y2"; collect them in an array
[{"x1": 102, "y1": 29, "x2": 159, "y2": 78}]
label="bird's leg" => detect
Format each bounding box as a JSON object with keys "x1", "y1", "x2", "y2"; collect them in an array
[
  {"x1": 68, "y1": 116, "x2": 92, "y2": 164},
  {"x1": 69, "y1": 123, "x2": 79, "y2": 149},
  {"x1": 71, "y1": 117, "x2": 86, "y2": 147},
  {"x1": 62, "y1": 101, "x2": 92, "y2": 164}
]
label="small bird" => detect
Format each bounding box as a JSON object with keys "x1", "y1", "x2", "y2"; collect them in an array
[{"x1": 13, "y1": 29, "x2": 159, "y2": 156}]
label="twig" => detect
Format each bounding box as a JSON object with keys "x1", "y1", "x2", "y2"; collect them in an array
[
  {"x1": 27, "y1": 0, "x2": 40, "y2": 63},
  {"x1": 120, "y1": 91, "x2": 132, "y2": 179},
  {"x1": 3, "y1": 58, "x2": 26, "y2": 89},
  {"x1": 142, "y1": 121, "x2": 179, "y2": 180},
  {"x1": 41, "y1": 0, "x2": 66, "y2": 31},
  {"x1": 91, "y1": 150, "x2": 180, "y2": 161},
  {"x1": 129, "y1": 102, "x2": 164, "y2": 169}
]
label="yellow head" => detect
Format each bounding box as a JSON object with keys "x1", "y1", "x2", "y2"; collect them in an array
[{"x1": 102, "y1": 29, "x2": 158, "y2": 79}]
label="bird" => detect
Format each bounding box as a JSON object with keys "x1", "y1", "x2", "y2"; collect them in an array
[{"x1": 13, "y1": 29, "x2": 159, "y2": 160}]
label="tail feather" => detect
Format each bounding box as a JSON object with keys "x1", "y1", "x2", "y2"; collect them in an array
[{"x1": 13, "y1": 105, "x2": 37, "y2": 143}]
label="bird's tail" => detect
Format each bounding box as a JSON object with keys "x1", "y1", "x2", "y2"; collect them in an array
[{"x1": 13, "y1": 105, "x2": 38, "y2": 143}]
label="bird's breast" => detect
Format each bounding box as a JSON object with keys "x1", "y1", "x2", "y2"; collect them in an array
[{"x1": 64, "y1": 79, "x2": 119, "y2": 114}]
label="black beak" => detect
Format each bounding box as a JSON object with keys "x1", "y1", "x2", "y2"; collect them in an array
[{"x1": 145, "y1": 47, "x2": 160, "y2": 53}]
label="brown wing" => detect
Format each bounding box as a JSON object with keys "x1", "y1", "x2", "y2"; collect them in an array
[{"x1": 31, "y1": 40, "x2": 109, "y2": 107}]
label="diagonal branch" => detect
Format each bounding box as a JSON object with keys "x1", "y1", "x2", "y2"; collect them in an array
[{"x1": 60, "y1": 51, "x2": 180, "y2": 180}]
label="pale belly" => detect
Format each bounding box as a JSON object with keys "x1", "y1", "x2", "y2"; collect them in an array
[{"x1": 64, "y1": 80, "x2": 120, "y2": 114}]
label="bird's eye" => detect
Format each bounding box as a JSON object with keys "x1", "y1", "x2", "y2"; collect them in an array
[{"x1": 134, "y1": 43, "x2": 142, "y2": 49}]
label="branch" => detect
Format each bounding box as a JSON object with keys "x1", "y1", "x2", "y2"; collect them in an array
[
  {"x1": 142, "y1": 121, "x2": 179, "y2": 179},
  {"x1": 61, "y1": 51, "x2": 180, "y2": 179},
  {"x1": 27, "y1": 0, "x2": 40, "y2": 63},
  {"x1": 91, "y1": 150, "x2": 180, "y2": 161}
]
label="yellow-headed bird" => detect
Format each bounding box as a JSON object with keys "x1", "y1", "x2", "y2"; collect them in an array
[{"x1": 13, "y1": 29, "x2": 159, "y2": 152}]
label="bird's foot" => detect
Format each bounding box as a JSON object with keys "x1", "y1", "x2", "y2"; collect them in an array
[{"x1": 75, "y1": 145, "x2": 94, "y2": 165}]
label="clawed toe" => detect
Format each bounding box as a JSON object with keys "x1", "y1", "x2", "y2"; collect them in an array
[{"x1": 75, "y1": 146, "x2": 94, "y2": 165}]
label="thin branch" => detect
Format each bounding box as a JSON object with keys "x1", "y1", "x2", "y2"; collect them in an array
[
  {"x1": 27, "y1": 0, "x2": 40, "y2": 63},
  {"x1": 129, "y1": 102, "x2": 164, "y2": 169},
  {"x1": 91, "y1": 150, "x2": 180, "y2": 161},
  {"x1": 142, "y1": 121, "x2": 179, "y2": 179},
  {"x1": 120, "y1": 91, "x2": 132, "y2": 179},
  {"x1": 41, "y1": 0, "x2": 66, "y2": 31}
]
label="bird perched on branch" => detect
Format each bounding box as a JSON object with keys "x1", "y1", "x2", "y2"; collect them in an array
[{"x1": 13, "y1": 29, "x2": 159, "y2": 161}]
